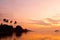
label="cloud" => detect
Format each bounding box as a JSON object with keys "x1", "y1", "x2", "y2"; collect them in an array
[
  {"x1": 45, "y1": 18, "x2": 59, "y2": 24},
  {"x1": 30, "y1": 20, "x2": 50, "y2": 25},
  {"x1": 29, "y1": 18, "x2": 60, "y2": 26}
]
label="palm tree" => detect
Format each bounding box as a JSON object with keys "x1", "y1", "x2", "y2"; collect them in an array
[
  {"x1": 10, "y1": 21, "x2": 13, "y2": 23},
  {"x1": 6, "y1": 19, "x2": 8, "y2": 23},
  {"x1": 3, "y1": 19, "x2": 6, "y2": 22},
  {"x1": 3, "y1": 19, "x2": 8, "y2": 23},
  {"x1": 14, "y1": 21, "x2": 17, "y2": 24}
]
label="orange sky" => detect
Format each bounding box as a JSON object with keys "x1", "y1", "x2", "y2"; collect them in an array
[{"x1": 0, "y1": 0, "x2": 60, "y2": 31}]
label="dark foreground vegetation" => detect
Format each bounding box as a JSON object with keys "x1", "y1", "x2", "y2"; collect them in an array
[{"x1": 0, "y1": 18, "x2": 31, "y2": 37}]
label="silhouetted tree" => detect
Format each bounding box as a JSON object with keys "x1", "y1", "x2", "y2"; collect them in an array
[
  {"x1": 0, "y1": 19, "x2": 31, "y2": 37},
  {"x1": 6, "y1": 20, "x2": 8, "y2": 23},
  {"x1": 3, "y1": 19, "x2": 6, "y2": 22},
  {"x1": 15, "y1": 25, "x2": 23, "y2": 33},
  {"x1": 0, "y1": 24, "x2": 13, "y2": 36},
  {"x1": 0, "y1": 24, "x2": 13, "y2": 32},
  {"x1": 16, "y1": 25, "x2": 23, "y2": 30},
  {"x1": 10, "y1": 21, "x2": 12, "y2": 23},
  {"x1": 14, "y1": 21, "x2": 17, "y2": 24},
  {"x1": 3, "y1": 19, "x2": 8, "y2": 23}
]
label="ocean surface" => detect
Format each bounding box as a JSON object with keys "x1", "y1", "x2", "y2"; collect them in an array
[{"x1": 0, "y1": 31, "x2": 60, "y2": 40}]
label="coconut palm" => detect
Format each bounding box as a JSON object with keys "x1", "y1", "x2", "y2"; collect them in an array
[
  {"x1": 6, "y1": 19, "x2": 8, "y2": 23},
  {"x1": 3, "y1": 19, "x2": 6, "y2": 22},
  {"x1": 14, "y1": 21, "x2": 17, "y2": 24},
  {"x1": 10, "y1": 21, "x2": 13, "y2": 23},
  {"x1": 3, "y1": 19, "x2": 8, "y2": 23}
]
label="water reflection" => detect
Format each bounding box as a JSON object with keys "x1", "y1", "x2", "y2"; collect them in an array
[
  {"x1": 0, "y1": 32, "x2": 27, "y2": 40},
  {"x1": 16, "y1": 32, "x2": 24, "y2": 37},
  {"x1": 0, "y1": 32, "x2": 60, "y2": 40},
  {"x1": 0, "y1": 33, "x2": 13, "y2": 38}
]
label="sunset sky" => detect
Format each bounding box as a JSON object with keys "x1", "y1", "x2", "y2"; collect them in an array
[{"x1": 0, "y1": 0, "x2": 60, "y2": 30}]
